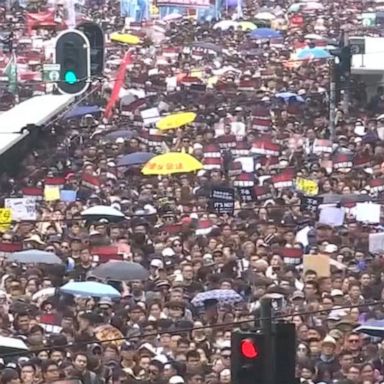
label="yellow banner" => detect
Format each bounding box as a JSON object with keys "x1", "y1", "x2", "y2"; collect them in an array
[
  {"x1": 0, "y1": 208, "x2": 12, "y2": 231},
  {"x1": 296, "y1": 178, "x2": 319, "y2": 196}
]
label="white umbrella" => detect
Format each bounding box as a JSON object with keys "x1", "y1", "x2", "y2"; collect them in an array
[
  {"x1": 255, "y1": 12, "x2": 276, "y2": 20},
  {"x1": 0, "y1": 336, "x2": 28, "y2": 354},
  {"x1": 81, "y1": 205, "x2": 124, "y2": 218},
  {"x1": 302, "y1": 2, "x2": 324, "y2": 9},
  {"x1": 213, "y1": 20, "x2": 238, "y2": 30},
  {"x1": 32, "y1": 287, "x2": 56, "y2": 302},
  {"x1": 304, "y1": 33, "x2": 325, "y2": 40}
]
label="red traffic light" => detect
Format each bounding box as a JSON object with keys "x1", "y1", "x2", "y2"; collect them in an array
[{"x1": 240, "y1": 339, "x2": 259, "y2": 359}]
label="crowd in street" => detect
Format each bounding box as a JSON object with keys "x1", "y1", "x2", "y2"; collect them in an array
[{"x1": 1, "y1": 0, "x2": 384, "y2": 383}]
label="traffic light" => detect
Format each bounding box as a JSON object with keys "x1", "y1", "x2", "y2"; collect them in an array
[
  {"x1": 231, "y1": 331, "x2": 267, "y2": 384},
  {"x1": 77, "y1": 22, "x2": 104, "y2": 76},
  {"x1": 330, "y1": 46, "x2": 352, "y2": 82},
  {"x1": 55, "y1": 30, "x2": 90, "y2": 95},
  {"x1": 274, "y1": 323, "x2": 296, "y2": 384}
]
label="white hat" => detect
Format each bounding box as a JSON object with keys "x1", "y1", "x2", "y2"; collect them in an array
[
  {"x1": 150, "y1": 259, "x2": 164, "y2": 269},
  {"x1": 169, "y1": 376, "x2": 185, "y2": 384},
  {"x1": 331, "y1": 289, "x2": 343, "y2": 297}
]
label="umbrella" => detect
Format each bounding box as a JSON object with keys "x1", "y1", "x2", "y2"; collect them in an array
[
  {"x1": 63, "y1": 105, "x2": 100, "y2": 119},
  {"x1": 190, "y1": 42, "x2": 222, "y2": 53},
  {"x1": 354, "y1": 320, "x2": 384, "y2": 337},
  {"x1": 103, "y1": 130, "x2": 136, "y2": 142},
  {"x1": 213, "y1": 20, "x2": 238, "y2": 30},
  {"x1": 156, "y1": 112, "x2": 196, "y2": 131},
  {"x1": 238, "y1": 21, "x2": 257, "y2": 30},
  {"x1": 249, "y1": 28, "x2": 282, "y2": 39},
  {"x1": 117, "y1": 152, "x2": 155, "y2": 167},
  {"x1": 254, "y1": 11, "x2": 276, "y2": 20},
  {"x1": 110, "y1": 33, "x2": 140, "y2": 45},
  {"x1": 191, "y1": 289, "x2": 244, "y2": 307},
  {"x1": 304, "y1": 33, "x2": 326, "y2": 40},
  {"x1": 81, "y1": 205, "x2": 125, "y2": 222},
  {"x1": 288, "y1": 3, "x2": 301, "y2": 12},
  {"x1": 8, "y1": 250, "x2": 62, "y2": 265},
  {"x1": 296, "y1": 47, "x2": 331, "y2": 60},
  {"x1": 0, "y1": 336, "x2": 28, "y2": 355},
  {"x1": 32, "y1": 287, "x2": 56, "y2": 302},
  {"x1": 90, "y1": 261, "x2": 149, "y2": 282},
  {"x1": 60, "y1": 281, "x2": 121, "y2": 299},
  {"x1": 142, "y1": 152, "x2": 203, "y2": 175},
  {"x1": 276, "y1": 92, "x2": 305, "y2": 102},
  {"x1": 302, "y1": 1, "x2": 324, "y2": 9}
]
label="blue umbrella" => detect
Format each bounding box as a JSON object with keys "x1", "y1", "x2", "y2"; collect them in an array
[
  {"x1": 117, "y1": 152, "x2": 155, "y2": 167},
  {"x1": 249, "y1": 28, "x2": 281, "y2": 40},
  {"x1": 297, "y1": 47, "x2": 331, "y2": 60},
  {"x1": 103, "y1": 130, "x2": 136, "y2": 142},
  {"x1": 275, "y1": 92, "x2": 305, "y2": 102},
  {"x1": 64, "y1": 105, "x2": 101, "y2": 119},
  {"x1": 60, "y1": 281, "x2": 121, "y2": 299}
]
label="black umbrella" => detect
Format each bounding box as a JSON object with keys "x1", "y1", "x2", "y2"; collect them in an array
[{"x1": 89, "y1": 261, "x2": 149, "y2": 282}]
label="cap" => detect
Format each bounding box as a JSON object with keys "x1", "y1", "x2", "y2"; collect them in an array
[
  {"x1": 322, "y1": 335, "x2": 336, "y2": 346},
  {"x1": 150, "y1": 259, "x2": 164, "y2": 269},
  {"x1": 99, "y1": 297, "x2": 113, "y2": 306},
  {"x1": 292, "y1": 291, "x2": 305, "y2": 300},
  {"x1": 331, "y1": 289, "x2": 343, "y2": 297},
  {"x1": 169, "y1": 376, "x2": 185, "y2": 384}
]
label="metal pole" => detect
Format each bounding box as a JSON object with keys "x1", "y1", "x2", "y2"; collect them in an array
[
  {"x1": 329, "y1": 58, "x2": 336, "y2": 142},
  {"x1": 342, "y1": 32, "x2": 350, "y2": 116},
  {"x1": 260, "y1": 298, "x2": 274, "y2": 384}
]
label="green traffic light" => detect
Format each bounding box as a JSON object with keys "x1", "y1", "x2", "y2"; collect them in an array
[{"x1": 64, "y1": 70, "x2": 77, "y2": 84}]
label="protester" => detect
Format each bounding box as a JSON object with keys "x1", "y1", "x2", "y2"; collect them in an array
[{"x1": 1, "y1": 0, "x2": 384, "y2": 383}]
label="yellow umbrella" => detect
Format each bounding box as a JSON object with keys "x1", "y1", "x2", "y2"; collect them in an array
[
  {"x1": 111, "y1": 33, "x2": 140, "y2": 45},
  {"x1": 238, "y1": 21, "x2": 257, "y2": 31},
  {"x1": 156, "y1": 112, "x2": 196, "y2": 131},
  {"x1": 142, "y1": 152, "x2": 203, "y2": 175}
]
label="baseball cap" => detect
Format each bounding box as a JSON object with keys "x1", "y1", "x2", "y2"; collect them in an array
[
  {"x1": 169, "y1": 376, "x2": 185, "y2": 384},
  {"x1": 150, "y1": 259, "x2": 164, "y2": 269}
]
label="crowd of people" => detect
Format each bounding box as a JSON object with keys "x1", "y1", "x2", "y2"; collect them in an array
[{"x1": 0, "y1": 0, "x2": 384, "y2": 383}]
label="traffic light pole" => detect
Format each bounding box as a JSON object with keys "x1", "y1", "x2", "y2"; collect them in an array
[{"x1": 260, "y1": 298, "x2": 275, "y2": 384}]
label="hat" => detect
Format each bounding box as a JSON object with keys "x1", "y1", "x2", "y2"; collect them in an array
[
  {"x1": 292, "y1": 291, "x2": 305, "y2": 300},
  {"x1": 324, "y1": 244, "x2": 338, "y2": 253},
  {"x1": 322, "y1": 335, "x2": 336, "y2": 346},
  {"x1": 331, "y1": 289, "x2": 343, "y2": 297},
  {"x1": 169, "y1": 376, "x2": 185, "y2": 384},
  {"x1": 203, "y1": 253, "x2": 215, "y2": 266},
  {"x1": 99, "y1": 297, "x2": 113, "y2": 306},
  {"x1": 150, "y1": 259, "x2": 164, "y2": 269}
]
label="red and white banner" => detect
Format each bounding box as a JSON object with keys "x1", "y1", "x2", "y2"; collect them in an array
[
  {"x1": 272, "y1": 168, "x2": 295, "y2": 189},
  {"x1": 369, "y1": 178, "x2": 384, "y2": 194},
  {"x1": 313, "y1": 139, "x2": 333, "y2": 154},
  {"x1": 233, "y1": 173, "x2": 255, "y2": 187},
  {"x1": 203, "y1": 144, "x2": 221, "y2": 158},
  {"x1": 203, "y1": 157, "x2": 222, "y2": 170},
  {"x1": 217, "y1": 134, "x2": 237, "y2": 149},
  {"x1": 251, "y1": 139, "x2": 280, "y2": 156},
  {"x1": 278, "y1": 247, "x2": 303, "y2": 265}
]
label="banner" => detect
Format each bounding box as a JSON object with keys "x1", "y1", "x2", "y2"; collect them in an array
[
  {"x1": 104, "y1": 53, "x2": 132, "y2": 119},
  {"x1": 209, "y1": 187, "x2": 235, "y2": 215},
  {"x1": 5, "y1": 198, "x2": 37, "y2": 221},
  {"x1": 295, "y1": 178, "x2": 318, "y2": 196}
]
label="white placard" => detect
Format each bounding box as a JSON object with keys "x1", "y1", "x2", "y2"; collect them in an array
[{"x1": 4, "y1": 198, "x2": 37, "y2": 221}]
